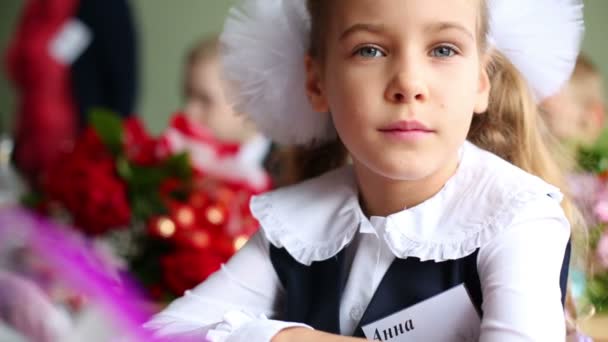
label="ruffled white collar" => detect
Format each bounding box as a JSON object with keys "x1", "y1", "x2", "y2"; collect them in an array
[{"x1": 250, "y1": 141, "x2": 563, "y2": 265}]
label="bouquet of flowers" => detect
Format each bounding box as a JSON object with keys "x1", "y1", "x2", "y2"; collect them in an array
[
  {"x1": 572, "y1": 130, "x2": 608, "y2": 314},
  {"x1": 22, "y1": 109, "x2": 270, "y2": 301}
]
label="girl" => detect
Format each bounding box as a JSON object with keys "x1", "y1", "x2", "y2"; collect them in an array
[
  {"x1": 146, "y1": 0, "x2": 584, "y2": 341},
  {"x1": 177, "y1": 34, "x2": 273, "y2": 191},
  {"x1": 182, "y1": 35, "x2": 259, "y2": 146}
]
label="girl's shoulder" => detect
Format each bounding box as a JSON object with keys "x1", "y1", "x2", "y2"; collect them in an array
[
  {"x1": 460, "y1": 141, "x2": 563, "y2": 205},
  {"x1": 436, "y1": 141, "x2": 569, "y2": 249},
  {"x1": 450, "y1": 140, "x2": 568, "y2": 230},
  {"x1": 249, "y1": 165, "x2": 361, "y2": 266}
]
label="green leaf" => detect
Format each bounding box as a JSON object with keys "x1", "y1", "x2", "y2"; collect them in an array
[
  {"x1": 20, "y1": 191, "x2": 45, "y2": 209},
  {"x1": 163, "y1": 153, "x2": 193, "y2": 179},
  {"x1": 88, "y1": 108, "x2": 124, "y2": 154},
  {"x1": 131, "y1": 191, "x2": 167, "y2": 219},
  {"x1": 116, "y1": 156, "x2": 133, "y2": 181},
  {"x1": 128, "y1": 166, "x2": 167, "y2": 189},
  {"x1": 125, "y1": 153, "x2": 192, "y2": 190},
  {"x1": 577, "y1": 147, "x2": 608, "y2": 173},
  {"x1": 577, "y1": 128, "x2": 608, "y2": 172},
  {"x1": 587, "y1": 273, "x2": 608, "y2": 314},
  {"x1": 120, "y1": 153, "x2": 193, "y2": 222},
  {"x1": 128, "y1": 236, "x2": 172, "y2": 286},
  {"x1": 589, "y1": 224, "x2": 608, "y2": 249},
  {"x1": 593, "y1": 128, "x2": 608, "y2": 151}
]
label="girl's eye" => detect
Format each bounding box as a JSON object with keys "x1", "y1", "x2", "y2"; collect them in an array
[
  {"x1": 431, "y1": 45, "x2": 457, "y2": 58},
  {"x1": 355, "y1": 46, "x2": 386, "y2": 58}
]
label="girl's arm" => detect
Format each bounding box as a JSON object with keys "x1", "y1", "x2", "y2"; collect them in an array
[
  {"x1": 477, "y1": 197, "x2": 570, "y2": 341},
  {"x1": 272, "y1": 328, "x2": 366, "y2": 342},
  {"x1": 145, "y1": 232, "x2": 311, "y2": 341}
]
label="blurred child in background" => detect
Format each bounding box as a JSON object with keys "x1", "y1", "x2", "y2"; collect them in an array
[
  {"x1": 541, "y1": 54, "x2": 606, "y2": 342},
  {"x1": 183, "y1": 35, "x2": 258, "y2": 146},
  {"x1": 541, "y1": 54, "x2": 606, "y2": 151},
  {"x1": 163, "y1": 35, "x2": 273, "y2": 192}
]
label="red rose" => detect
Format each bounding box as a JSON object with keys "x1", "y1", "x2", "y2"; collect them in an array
[
  {"x1": 123, "y1": 117, "x2": 162, "y2": 166},
  {"x1": 159, "y1": 179, "x2": 181, "y2": 196},
  {"x1": 66, "y1": 166, "x2": 131, "y2": 235},
  {"x1": 72, "y1": 129, "x2": 115, "y2": 166},
  {"x1": 161, "y1": 250, "x2": 225, "y2": 296},
  {"x1": 44, "y1": 131, "x2": 131, "y2": 235}
]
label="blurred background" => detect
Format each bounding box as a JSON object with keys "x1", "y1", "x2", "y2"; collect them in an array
[{"x1": 0, "y1": 0, "x2": 239, "y2": 134}]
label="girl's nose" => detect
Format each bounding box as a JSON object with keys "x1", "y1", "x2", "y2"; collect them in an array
[{"x1": 385, "y1": 59, "x2": 429, "y2": 104}]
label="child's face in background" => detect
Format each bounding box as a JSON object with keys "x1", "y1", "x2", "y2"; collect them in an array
[
  {"x1": 541, "y1": 84, "x2": 605, "y2": 146},
  {"x1": 307, "y1": 0, "x2": 490, "y2": 182},
  {"x1": 185, "y1": 58, "x2": 257, "y2": 143}
]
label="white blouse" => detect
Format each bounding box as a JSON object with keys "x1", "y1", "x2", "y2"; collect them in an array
[{"x1": 145, "y1": 141, "x2": 571, "y2": 341}]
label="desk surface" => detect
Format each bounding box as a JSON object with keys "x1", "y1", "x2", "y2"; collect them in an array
[{"x1": 581, "y1": 315, "x2": 608, "y2": 341}]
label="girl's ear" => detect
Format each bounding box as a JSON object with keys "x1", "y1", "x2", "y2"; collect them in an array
[
  {"x1": 474, "y1": 54, "x2": 491, "y2": 114},
  {"x1": 305, "y1": 55, "x2": 330, "y2": 113}
]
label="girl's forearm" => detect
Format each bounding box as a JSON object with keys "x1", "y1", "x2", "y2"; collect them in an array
[{"x1": 272, "y1": 327, "x2": 367, "y2": 342}]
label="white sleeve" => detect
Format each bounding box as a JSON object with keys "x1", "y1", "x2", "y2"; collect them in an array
[
  {"x1": 144, "y1": 231, "x2": 312, "y2": 342},
  {"x1": 477, "y1": 197, "x2": 570, "y2": 342}
]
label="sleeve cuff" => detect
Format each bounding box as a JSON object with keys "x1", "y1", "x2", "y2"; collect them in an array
[{"x1": 205, "y1": 311, "x2": 313, "y2": 342}]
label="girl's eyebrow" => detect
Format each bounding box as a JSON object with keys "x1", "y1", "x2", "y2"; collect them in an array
[
  {"x1": 339, "y1": 21, "x2": 474, "y2": 42},
  {"x1": 339, "y1": 23, "x2": 387, "y2": 41},
  {"x1": 425, "y1": 21, "x2": 475, "y2": 41}
]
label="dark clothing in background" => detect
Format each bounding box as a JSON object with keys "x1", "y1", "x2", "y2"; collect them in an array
[{"x1": 71, "y1": 0, "x2": 138, "y2": 125}]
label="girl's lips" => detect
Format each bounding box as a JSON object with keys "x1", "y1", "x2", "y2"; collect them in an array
[
  {"x1": 378, "y1": 120, "x2": 433, "y2": 132},
  {"x1": 378, "y1": 120, "x2": 435, "y2": 141}
]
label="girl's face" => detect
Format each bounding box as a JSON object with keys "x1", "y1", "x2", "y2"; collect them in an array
[
  {"x1": 306, "y1": 0, "x2": 490, "y2": 182},
  {"x1": 185, "y1": 58, "x2": 257, "y2": 143}
]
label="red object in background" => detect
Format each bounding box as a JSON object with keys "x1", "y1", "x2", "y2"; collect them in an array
[
  {"x1": 147, "y1": 176, "x2": 261, "y2": 294},
  {"x1": 44, "y1": 129, "x2": 131, "y2": 235},
  {"x1": 6, "y1": 0, "x2": 81, "y2": 187},
  {"x1": 149, "y1": 185, "x2": 258, "y2": 247},
  {"x1": 25, "y1": 109, "x2": 270, "y2": 297},
  {"x1": 168, "y1": 114, "x2": 240, "y2": 158},
  {"x1": 123, "y1": 117, "x2": 166, "y2": 166},
  {"x1": 161, "y1": 113, "x2": 272, "y2": 194},
  {"x1": 160, "y1": 249, "x2": 225, "y2": 296}
]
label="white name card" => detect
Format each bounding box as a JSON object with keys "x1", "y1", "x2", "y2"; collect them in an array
[{"x1": 362, "y1": 284, "x2": 480, "y2": 342}]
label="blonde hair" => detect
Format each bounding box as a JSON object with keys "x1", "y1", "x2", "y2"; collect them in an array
[
  {"x1": 470, "y1": 49, "x2": 583, "y2": 236},
  {"x1": 183, "y1": 34, "x2": 221, "y2": 97},
  {"x1": 186, "y1": 34, "x2": 220, "y2": 67}
]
